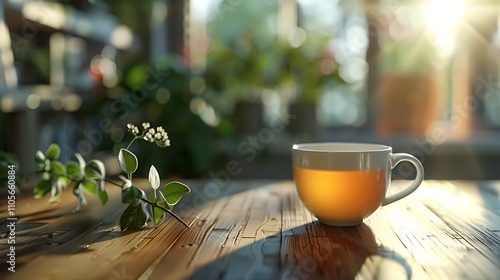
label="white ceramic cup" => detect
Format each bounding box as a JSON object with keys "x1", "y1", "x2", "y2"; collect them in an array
[{"x1": 292, "y1": 142, "x2": 424, "y2": 226}]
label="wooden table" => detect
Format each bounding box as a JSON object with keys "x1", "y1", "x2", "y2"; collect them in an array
[{"x1": 1, "y1": 180, "x2": 499, "y2": 279}]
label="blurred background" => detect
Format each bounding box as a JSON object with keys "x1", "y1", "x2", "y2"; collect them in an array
[{"x1": 1, "y1": 0, "x2": 500, "y2": 180}]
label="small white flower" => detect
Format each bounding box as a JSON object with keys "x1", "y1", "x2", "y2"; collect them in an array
[
  {"x1": 142, "y1": 122, "x2": 150, "y2": 129},
  {"x1": 164, "y1": 139, "x2": 170, "y2": 146},
  {"x1": 149, "y1": 137, "x2": 154, "y2": 143},
  {"x1": 155, "y1": 133, "x2": 161, "y2": 139},
  {"x1": 149, "y1": 128, "x2": 155, "y2": 134},
  {"x1": 127, "y1": 124, "x2": 140, "y2": 136}
]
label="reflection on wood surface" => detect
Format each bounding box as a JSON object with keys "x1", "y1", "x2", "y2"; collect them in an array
[{"x1": 0, "y1": 180, "x2": 499, "y2": 279}]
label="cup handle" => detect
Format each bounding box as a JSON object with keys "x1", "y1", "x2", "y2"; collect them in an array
[{"x1": 382, "y1": 153, "x2": 424, "y2": 206}]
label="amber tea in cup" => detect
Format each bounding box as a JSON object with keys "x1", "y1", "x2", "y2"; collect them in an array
[{"x1": 292, "y1": 143, "x2": 424, "y2": 226}]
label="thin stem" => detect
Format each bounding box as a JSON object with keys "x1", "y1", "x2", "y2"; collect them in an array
[
  {"x1": 104, "y1": 178, "x2": 123, "y2": 188},
  {"x1": 151, "y1": 204, "x2": 157, "y2": 228},
  {"x1": 126, "y1": 138, "x2": 135, "y2": 150},
  {"x1": 140, "y1": 198, "x2": 190, "y2": 229},
  {"x1": 126, "y1": 136, "x2": 142, "y2": 150},
  {"x1": 158, "y1": 191, "x2": 168, "y2": 203}
]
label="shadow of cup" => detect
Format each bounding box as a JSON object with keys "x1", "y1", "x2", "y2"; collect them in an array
[{"x1": 280, "y1": 222, "x2": 411, "y2": 279}]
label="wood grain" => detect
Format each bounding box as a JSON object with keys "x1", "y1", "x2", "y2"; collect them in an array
[{"x1": 0, "y1": 180, "x2": 499, "y2": 279}]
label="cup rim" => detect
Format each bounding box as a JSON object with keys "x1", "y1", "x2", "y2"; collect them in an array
[{"x1": 292, "y1": 142, "x2": 391, "y2": 152}]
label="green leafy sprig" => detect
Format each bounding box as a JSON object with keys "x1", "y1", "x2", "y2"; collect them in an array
[
  {"x1": 116, "y1": 148, "x2": 190, "y2": 230},
  {"x1": 0, "y1": 151, "x2": 20, "y2": 191},
  {"x1": 34, "y1": 144, "x2": 108, "y2": 210},
  {"x1": 32, "y1": 122, "x2": 190, "y2": 231}
]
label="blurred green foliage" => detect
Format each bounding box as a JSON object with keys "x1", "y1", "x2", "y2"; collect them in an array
[
  {"x1": 205, "y1": 34, "x2": 344, "y2": 105},
  {"x1": 88, "y1": 55, "x2": 222, "y2": 178},
  {"x1": 0, "y1": 151, "x2": 19, "y2": 188}
]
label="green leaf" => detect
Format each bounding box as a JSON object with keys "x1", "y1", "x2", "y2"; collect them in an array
[
  {"x1": 118, "y1": 149, "x2": 138, "y2": 174},
  {"x1": 97, "y1": 179, "x2": 108, "y2": 204},
  {"x1": 153, "y1": 206, "x2": 164, "y2": 227},
  {"x1": 149, "y1": 192, "x2": 172, "y2": 211},
  {"x1": 46, "y1": 144, "x2": 61, "y2": 161},
  {"x1": 158, "y1": 199, "x2": 172, "y2": 211},
  {"x1": 50, "y1": 161, "x2": 66, "y2": 176},
  {"x1": 35, "y1": 150, "x2": 46, "y2": 163},
  {"x1": 85, "y1": 160, "x2": 106, "y2": 179},
  {"x1": 122, "y1": 185, "x2": 144, "y2": 203},
  {"x1": 66, "y1": 161, "x2": 84, "y2": 180},
  {"x1": 162, "y1": 181, "x2": 191, "y2": 206},
  {"x1": 98, "y1": 190, "x2": 108, "y2": 205},
  {"x1": 120, "y1": 201, "x2": 149, "y2": 231},
  {"x1": 61, "y1": 176, "x2": 71, "y2": 186},
  {"x1": 149, "y1": 193, "x2": 159, "y2": 226},
  {"x1": 82, "y1": 179, "x2": 97, "y2": 195},
  {"x1": 34, "y1": 180, "x2": 52, "y2": 199},
  {"x1": 150, "y1": 192, "x2": 172, "y2": 227}
]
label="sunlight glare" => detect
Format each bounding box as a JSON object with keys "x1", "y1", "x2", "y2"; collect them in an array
[{"x1": 426, "y1": 0, "x2": 464, "y2": 34}]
